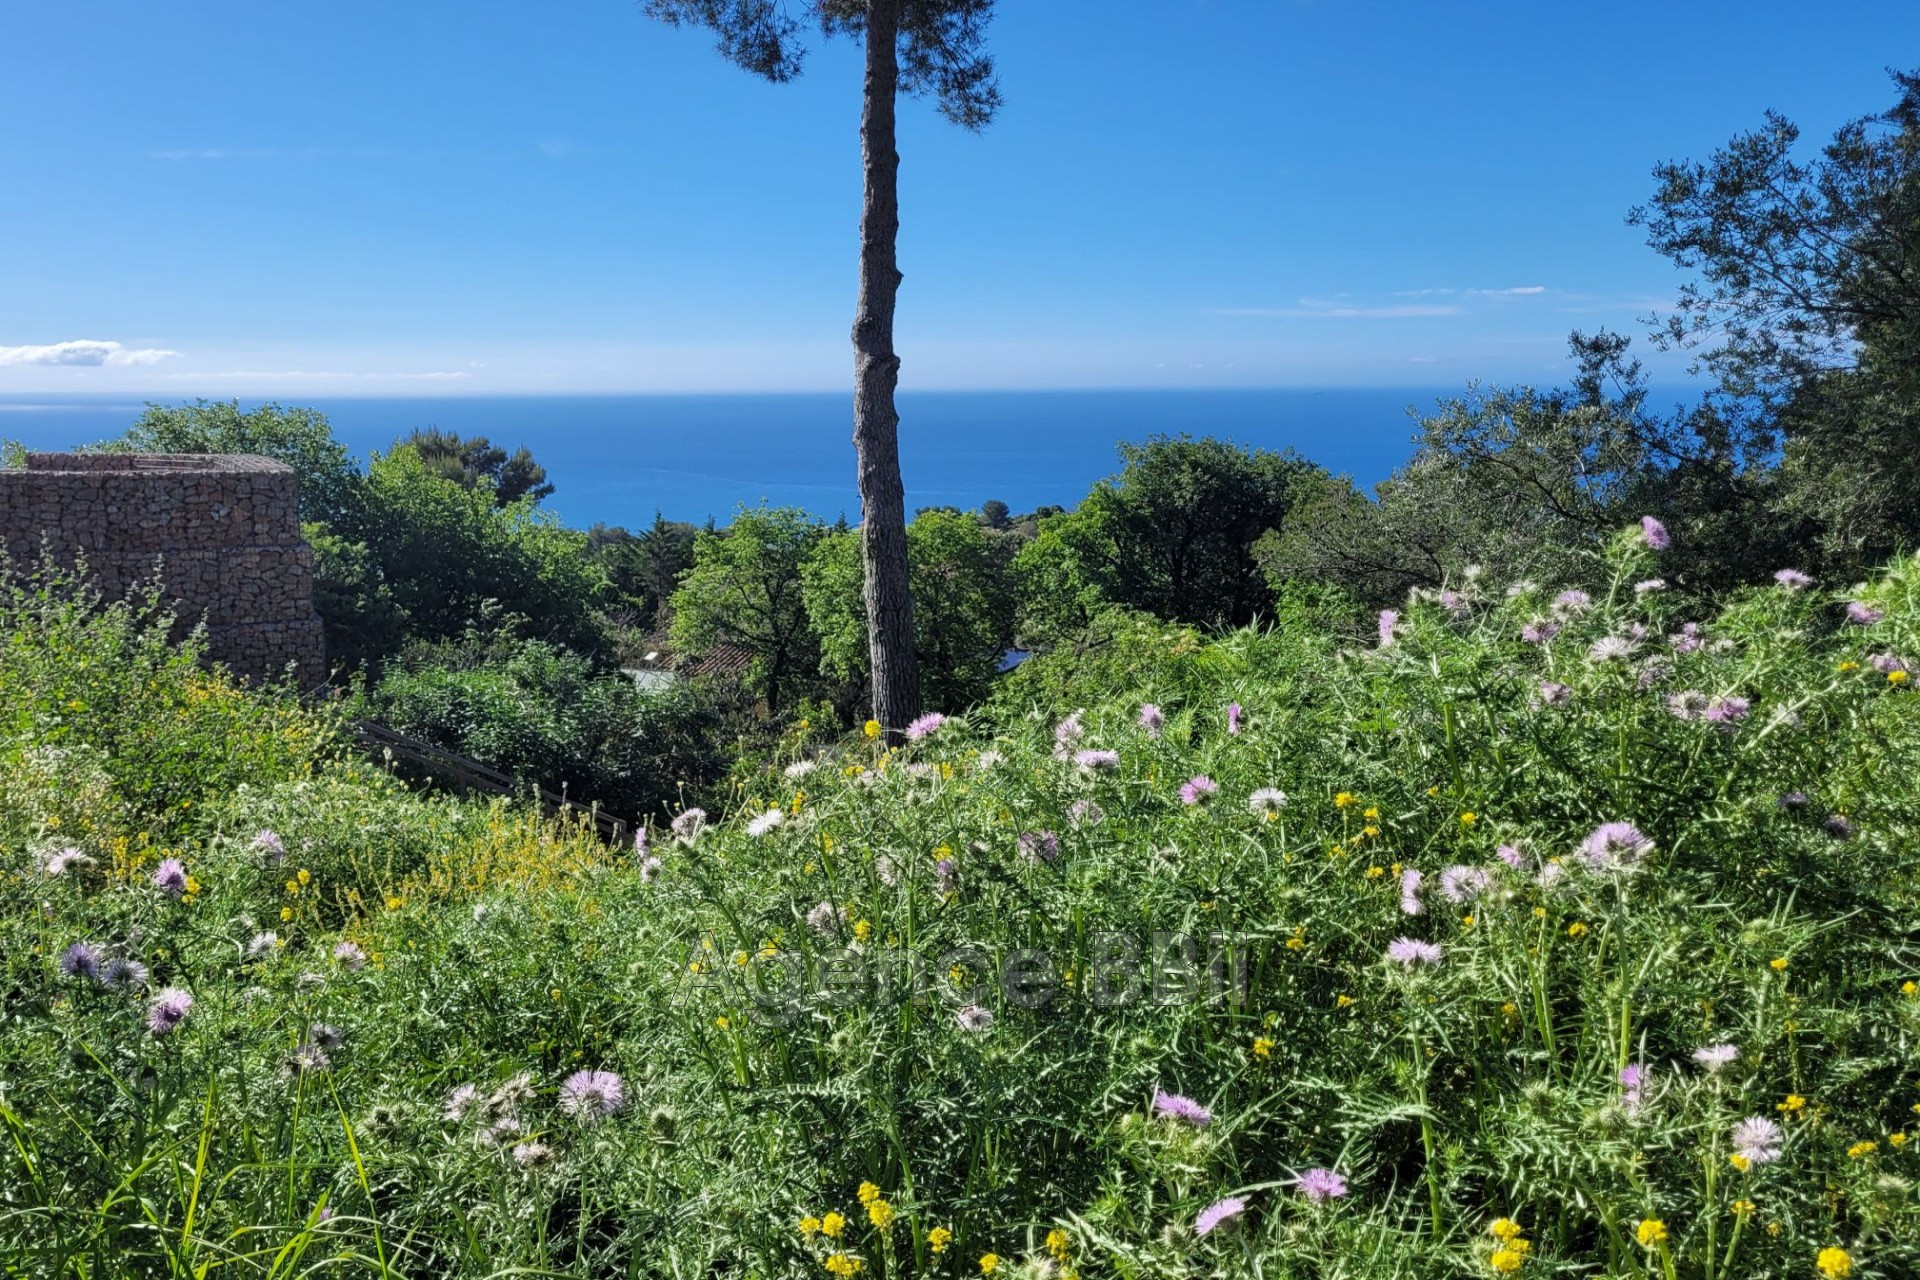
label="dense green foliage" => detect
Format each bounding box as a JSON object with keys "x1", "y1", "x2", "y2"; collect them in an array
[
  {"x1": 6, "y1": 530, "x2": 1919, "y2": 1278},
  {"x1": 110, "y1": 399, "x2": 364, "y2": 530},
  {"x1": 402, "y1": 427, "x2": 556, "y2": 507},
  {"x1": 358, "y1": 636, "x2": 724, "y2": 823}
]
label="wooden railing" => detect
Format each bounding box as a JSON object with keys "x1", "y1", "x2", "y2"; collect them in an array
[{"x1": 351, "y1": 720, "x2": 630, "y2": 845}]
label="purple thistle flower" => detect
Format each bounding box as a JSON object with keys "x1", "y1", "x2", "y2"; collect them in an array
[
  {"x1": 559, "y1": 1069, "x2": 625, "y2": 1122},
  {"x1": 1538, "y1": 680, "x2": 1572, "y2": 707},
  {"x1": 633, "y1": 825, "x2": 649, "y2": 857},
  {"x1": 1439, "y1": 589, "x2": 1467, "y2": 614},
  {"x1": 1620, "y1": 1063, "x2": 1648, "y2": 1115},
  {"x1": 332, "y1": 941, "x2": 367, "y2": 971},
  {"x1": 934, "y1": 857, "x2": 958, "y2": 893},
  {"x1": 1589, "y1": 635, "x2": 1635, "y2": 663},
  {"x1": 443, "y1": 1083, "x2": 481, "y2": 1122},
  {"x1": 1703, "y1": 695, "x2": 1751, "y2": 725},
  {"x1": 288, "y1": 1042, "x2": 332, "y2": 1077},
  {"x1": 1377, "y1": 610, "x2": 1399, "y2": 649},
  {"x1": 1439, "y1": 865, "x2": 1490, "y2": 903},
  {"x1": 1398, "y1": 868, "x2": 1425, "y2": 916},
  {"x1": 152, "y1": 858, "x2": 188, "y2": 898},
  {"x1": 1195, "y1": 1196, "x2": 1247, "y2": 1237},
  {"x1": 1179, "y1": 775, "x2": 1219, "y2": 805},
  {"x1": 1227, "y1": 701, "x2": 1245, "y2": 733},
  {"x1": 43, "y1": 846, "x2": 91, "y2": 876},
  {"x1": 60, "y1": 941, "x2": 102, "y2": 980},
  {"x1": 1774, "y1": 568, "x2": 1813, "y2": 590},
  {"x1": 1521, "y1": 619, "x2": 1560, "y2": 645},
  {"x1": 1846, "y1": 601, "x2": 1884, "y2": 625},
  {"x1": 101, "y1": 956, "x2": 148, "y2": 990},
  {"x1": 1553, "y1": 589, "x2": 1592, "y2": 614},
  {"x1": 1731, "y1": 1116, "x2": 1783, "y2": 1165},
  {"x1": 638, "y1": 855, "x2": 663, "y2": 882},
  {"x1": 1496, "y1": 843, "x2": 1528, "y2": 870},
  {"x1": 1868, "y1": 652, "x2": 1910, "y2": 674},
  {"x1": 1666, "y1": 689, "x2": 1709, "y2": 720},
  {"x1": 1640, "y1": 516, "x2": 1670, "y2": 550},
  {"x1": 905, "y1": 712, "x2": 947, "y2": 741},
  {"x1": 1778, "y1": 791, "x2": 1810, "y2": 811},
  {"x1": 308, "y1": 1022, "x2": 344, "y2": 1050},
  {"x1": 1579, "y1": 822, "x2": 1652, "y2": 872},
  {"x1": 806, "y1": 900, "x2": 845, "y2": 935},
  {"x1": 1053, "y1": 711, "x2": 1086, "y2": 757},
  {"x1": 250, "y1": 830, "x2": 286, "y2": 861},
  {"x1": 512, "y1": 1140, "x2": 555, "y2": 1169},
  {"x1": 1670, "y1": 622, "x2": 1704, "y2": 655},
  {"x1": 1018, "y1": 829, "x2": 1061, "y2": 864},
  {"x1": 1692, "y1": 1043, "x2": 1739, "y2": 1071},
  {"x1": 1138, "y1": 703, "x2": 1164, "y2": 737},
  {"x1": 1152, "y1": 1090, "x2": 1212, "y2": 1127},
  {"x1": 246, "y1": 931, "x2": 280, "y2": 960},
  {"x1": 146, "y1": 987, "x2": 194, "y2": 1037},
  {"x1": 1297, "y1": 1167, "x2": 1349, "y2": 1202},
  {"x1": 1386, "y1": 937, "x2": 1443, "y2": 966},
  {"x1": 956, "y1": 1004, "x2": 995, "y2": 1032},
  {"x1": 1068, "y1": 798, "x2": 1106, "y2": 828},
  {"x1": 1823, "y1": 813, "x2": 1854, "y2": 839},
  {"x1": 1074, "y1": 748, "x2": 1119, "y2": 771},
  {"x1": 670, "y1": 807, "x2": 707, "y2": 841}
]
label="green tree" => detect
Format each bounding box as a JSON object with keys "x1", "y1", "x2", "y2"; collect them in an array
[
  {"x1": 1631, "y1": 68, "x2": 1920, "y2": 574},
  {"x1": 342, "y1": 447, "x2": 605, "y2": 661},
  {"x1": 401, "y1": 427, "x2": 555, "y2": 506},
  {"x1": 641, "y1": 0, "x2": 1000, "y2": 740},
  {"x1": 1017, "y1": 435, "x2": 1321, "y2": 635},
  {"x1": 669, "y1": 506, "x2": 825, "y2": 712},
  {"x1": 109, "y1": 399, "x2": 363, "y2": 528},
  {"x1": 803, "y1": 507, "x2": 1015, "y2": 715}
]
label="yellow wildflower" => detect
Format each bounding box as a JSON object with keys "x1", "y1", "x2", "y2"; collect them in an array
[
  {"x1": 285, "y1": 879, "x2": 299, "y2": 896},
  {"x1": 1731, "y1": 1199, "x2": 1754, "y2": 1218},
  {"x1": 821, "y1": 1211, "x2": 846, "y2": 1238},
  {"x1": 1778, "y1": 1094, "x2": 1806, "y2": 1114},
  {"x1": 1365, "y1": 865, "x2": 1385, "y2": 879},
  {"x1": 1816, "y1": 1247, "x2": 1854, "y2": 1278},
  {"x1": 1838, "y1": 661, "x2": 1860, "y2": 672},
  {"x1": 799, "y1": 1216, "x2": 822, "y2": 1237},
  {"x1": 1253, "y1": 1037, "x2": 1275, "y2": 1059},
  {"x1": 1847, "y1": 1140, "x2": 1876, "y2": 1159},
  {"x1": 1636, "y1": 1219, "x2": 1667, "y2": 1248},
  {"x1": 857, "y1": 1182, "x2": 879, "y2": 1206},
  {"x1": 1335, "y1": 792, "x2": 1357, "y2": 808},
  {"x1": 1500, "y1": 1002, "x2": 1519, "y2": 1018},
  {"x1": 868, "y1": 1200, "x2": 895, "y2": 1229},
  {"x1": 1046, "y1": 1228, "x2": 1070, "y2": 1259},
  {"x1": 296, "y1": 868, "x2": 311, "y2": 886},
  {"x1": 1460, "y1": 811, "x2": 1478, "y2": 826},
  {"x1": 1567, "y1": 922, "x2": 1589, "y2": 938},
  {"x1": 1902, "y1": 981, "x2": 1917, "y2": 997},
  {"x1": 1490, "y1": 1248, "x2": 1527, "y2": 1273},
  {"x1": 1336, "y1": 994, "x2": 1356, "y2": 1008},
  {"x1": 1462, "y1": 915, "x2": 1475, "y2": 929},
  {"x1": 279, "y1": 907, "x2": 293, "y2": 922},
  {"x1": 734, "y1": 951, "x2": 750, "y2": 967},
  {"x1": 1286, "y1": 936, "x2": 1306, "y2": 951},
  {"x1": 1729, "y1": 1154, "x2": 1751, "y2": 1173},
  {"x1": 853, "y1": 920, "x2": 873, "y2": 942},
  {"x1": 715, "y1": 1015, "x2": 731, "y2": 1029},
  {"x1": 863, "y1": 720, "x2": 881, "y2": 739},
  {"x1": 1490, "y1": 1218, "x2": 1524, "y2": 1242},
  {"x1": 385, "y1": 896, "x2": 404, "y2": 910},
  {"x1": 825, "y1": 1254, "x2": 864, "y2": 1276},
  {"x1": 979, "y1": 1254, "x2": 1001, "y2": 1275},
  {"x1": 1770, "y1": 957, "x2": 1789, "y2": 971},
  {"x1": 1891, "y1": 670, "x2": 1910, "y2": 685},
  {"x1": 1889, "y1": 1132, "x2": 1907, "y2": 1147},
  {"x1": 1362, "y1": 825, "x2": 1381, "y2": 838},
  {"x1": 1363, "y1": 806, "x2": 1380, "y2": 819},
  {"x1": 928, "y1": 1227, "x2": 952, "y2": 1254}
]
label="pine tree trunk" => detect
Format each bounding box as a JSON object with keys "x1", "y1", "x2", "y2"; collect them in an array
[{"x1": 853, "y1": 0, "x2": 920, "y2": 741}]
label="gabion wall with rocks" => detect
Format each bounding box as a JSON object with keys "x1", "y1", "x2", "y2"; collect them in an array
[{"x1": 0, "y1": 453, "x2": 327, "y2": 687}]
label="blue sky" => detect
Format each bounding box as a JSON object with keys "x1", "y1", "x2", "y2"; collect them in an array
[{"x1": 3, "y1": 1, "x2": 1915, "y2": 394}]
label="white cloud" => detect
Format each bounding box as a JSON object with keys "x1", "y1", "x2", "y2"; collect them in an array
[
  {"x1": 1394, "y1": 285, "x2": 1548, "y2": 298},
  {"x1": 1216, "y1": 300, "x2": 1463, "y2": 319},
  {"x1": 161, "y1": 369, "x2": 472, "y2": 382},
  {"x1": 0, "y1": 340, "x2": 182, "y2": 368}
]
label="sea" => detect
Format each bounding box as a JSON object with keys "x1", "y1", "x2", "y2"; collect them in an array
[{"x1": 0, "y1": 389, "x2": 1461, "y2": 529}]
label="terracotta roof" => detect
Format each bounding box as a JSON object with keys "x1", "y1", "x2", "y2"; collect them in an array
[{"x1": 677, "y1": 643, "x2": 756, "y2": 679}]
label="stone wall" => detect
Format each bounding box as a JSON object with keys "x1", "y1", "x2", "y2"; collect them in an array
[{"x1": 0, "y1": 453, "x2": 327, "y2": 688}]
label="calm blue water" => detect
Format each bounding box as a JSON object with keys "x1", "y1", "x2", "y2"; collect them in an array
[{"x1": 0, "y1": 389, "x2": 1454, "y2": 528}]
